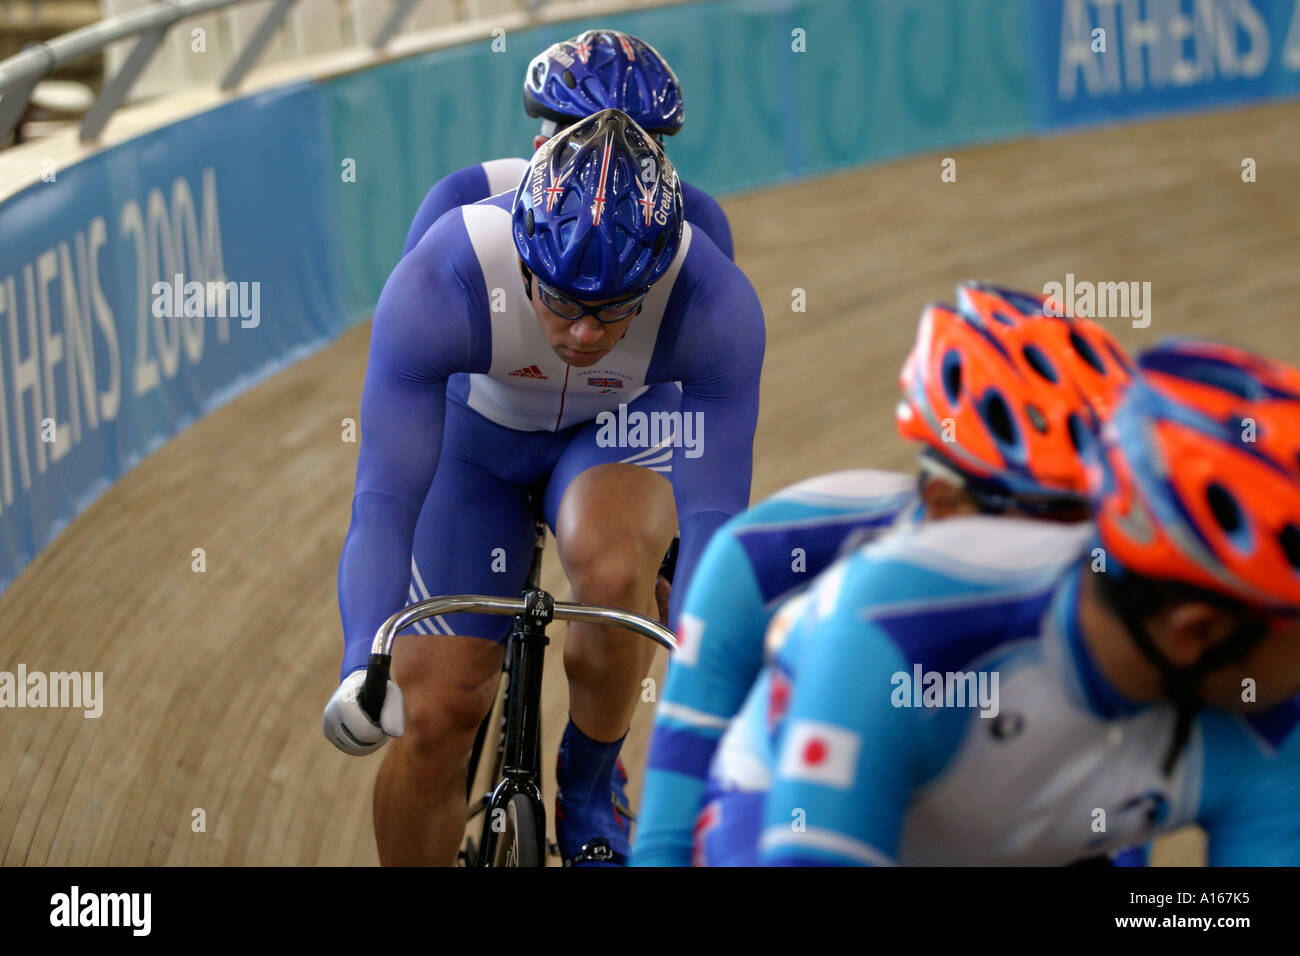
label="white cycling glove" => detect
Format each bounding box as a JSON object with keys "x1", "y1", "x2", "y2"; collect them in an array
[{"x1": 323, "y1": 669, "x2": 405, "y2": 756}]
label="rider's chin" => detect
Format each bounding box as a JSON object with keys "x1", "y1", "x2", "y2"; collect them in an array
[{"x1": 560, "y1": 346, "x2": 603, "y2": 366}]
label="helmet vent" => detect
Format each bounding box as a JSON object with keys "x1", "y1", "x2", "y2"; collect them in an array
[
  {"x1": 1070, "y1": 329, "x2": 1106, "y2": 375},
  {"x1": 1025, "y1": 402, "x2": 1048, "y2": 433},
  {"x1": 1000, "y1": 288, "x2": 1048, "y2": 316},
  {"x1": 1280, "y1": 524, "x2": 1300, "y2": 570},
  {"x1": 1206, "y1": 482, "x2": 1243, "y2": 535},
  {"x1": 1066, "y1": 412, "x2": 1089, "y2": 455},
  {"x1": 525, "y1": 209, "x2": 535, "y2": 237},
  {"x1": 1201, "y1": 367, "x2": 1255, "y2": 399},
  {"x1": 652, "y1": 229, "x2": 667, "y2": 256},
  {"x1": 990, "y1": 310, "x2": 1016, "y2": 326},
  {"x1": 942, "y1": 350, "x2": 963, "y2": 404},
  {"x1": 1022, "y1": 344, "x2": 1059, "y2": 384},
  {"x1": 562, "y1": 69, "x2": 577, "y2": 89},
  {"x1": 983, "y1": 391, "x2": 1017, "y2": 445}
]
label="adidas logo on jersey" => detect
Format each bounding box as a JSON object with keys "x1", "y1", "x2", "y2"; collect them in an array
[{"x1": 508, "y1": 365, "x2": 548, "y2": 379}]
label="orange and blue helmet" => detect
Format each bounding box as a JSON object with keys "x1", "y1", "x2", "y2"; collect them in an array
[
  {"x1": 1092, "y1": 338, "x2": 1300, "y2": 610},
  {"x1": 523, "y1": 30, "x2": 684, "y2": 137},
  {"x1": 513, "y1": 109, "x2": 683, "y2": 301},
  {"x1": 896, "y1": 281, "x2": 1134, "y2": 514}
]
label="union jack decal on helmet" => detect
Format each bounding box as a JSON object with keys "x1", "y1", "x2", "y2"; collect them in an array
[
  {"x1": 589, "y1": 134, "x2": 614, "y2": 226},
  {"x1": 544, "y1": 163, "x2": 575, "y2": 212},
  {"x1": 635, "y1": 174, "x2": 660, "y2": 226}
]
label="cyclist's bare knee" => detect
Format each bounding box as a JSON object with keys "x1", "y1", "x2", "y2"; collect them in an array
[
  {"x1": 556, "y1": 463, "x2": 676, "y2": 602},
  {"x1": 391, "y1": 634, "x2": 503, "y2": 768}
]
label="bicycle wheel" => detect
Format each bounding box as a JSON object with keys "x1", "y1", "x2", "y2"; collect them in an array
[{"x1": 491, "y1": 793, "x2": 542, "y2": 868}]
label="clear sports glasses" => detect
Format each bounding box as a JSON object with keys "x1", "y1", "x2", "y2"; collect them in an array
[{"x1": 521, "y1": 263, "x2": 648, "y2": 324}]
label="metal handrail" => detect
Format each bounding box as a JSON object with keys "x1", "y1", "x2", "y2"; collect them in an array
[
  {"x1": 1, "y1": 0, "x2": 259, "y2": 144},
  {"x1": 0, "y1": 0, "x2": 546, "y2": 147}
]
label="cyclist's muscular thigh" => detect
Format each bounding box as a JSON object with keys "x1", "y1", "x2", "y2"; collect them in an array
[
  {"x1": 373, "y1": 633, "x2": 504, "y2": 866},
  {"x1": 557, "y1": 462, "x2": 676, "y2": 611},
  {"x1": 556, "y1": 462, "x2": 676, "y2": 741}
]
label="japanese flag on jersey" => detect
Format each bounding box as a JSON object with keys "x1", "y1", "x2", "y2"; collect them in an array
[
  {"x1": 675, "y1": 613, "x2": 705, "y2": 667},
  {"x1": 778, "y1": 720, "x2": 861, "y2": 789}
]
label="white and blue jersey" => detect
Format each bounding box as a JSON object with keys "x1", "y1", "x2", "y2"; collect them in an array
[
  {"x1": 758, "y1": 517, "x2": 1300, "y2": 866},
  {"x1": 632, "y1": 469, "x2": 922, "y2": 867},
  {"x1": 337, "y1": 191, "x2": 763, "y2": 678},
  {"x1": 402, "y1": 158, "x2": 736, "y2": 261}
]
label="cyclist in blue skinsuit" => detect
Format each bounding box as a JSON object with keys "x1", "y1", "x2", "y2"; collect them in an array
[
  {"x1": 632, "y1": 283, "x2": 1135, "y2": 866},
  {"x1": 761, "y1": 339, "x2": 1300, "y2": 866},
  {"x1": 321, "y1": 110, "x2": 764, "y2": 867},
  {"x1": 401, "y1": 30, "x2": 730, "y2": 829},
  {"x1": 402, "y1": 29, "x2": 734, "y2": 262}
]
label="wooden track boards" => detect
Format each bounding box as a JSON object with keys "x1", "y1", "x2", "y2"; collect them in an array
[{"x1": 2, "y1": 101, "x2": 1297, "y2": 865}]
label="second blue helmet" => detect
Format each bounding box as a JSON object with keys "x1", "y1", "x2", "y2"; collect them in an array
[{"x1": 523, "y1": 30, "x2": 685, "y2": 136}]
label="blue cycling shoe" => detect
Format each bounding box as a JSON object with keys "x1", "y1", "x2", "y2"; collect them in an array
[{"x1": 555, "y1": 722, "x2": 634, "y2": 867}]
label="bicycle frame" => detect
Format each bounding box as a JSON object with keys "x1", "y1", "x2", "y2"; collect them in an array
[
  {"x1": 473, "y1": 502, "x2": 551, "y2": 809},
  {"x1": 479, "y1": 587, "x2": 551, "y2": 864}
]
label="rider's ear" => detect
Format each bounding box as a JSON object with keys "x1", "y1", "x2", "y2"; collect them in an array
[{"x1": 1158, "y1": 602, "x2": 1240, "y2": 667}]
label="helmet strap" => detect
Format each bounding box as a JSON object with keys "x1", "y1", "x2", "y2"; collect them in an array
[
  {"x1": 916, "y1": 449, "x2": 970, "y2": 489},
  {"x1": 916, "y1": 450, "x2": 1083, "y2": 519}
]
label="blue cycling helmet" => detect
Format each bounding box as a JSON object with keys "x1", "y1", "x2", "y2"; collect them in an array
[
  {"x1": 513, "y1": 109, "x2": 684, "y2": 302},
  {"x1": 523, "y1": 30, "x2": 685, "y2": 136}
]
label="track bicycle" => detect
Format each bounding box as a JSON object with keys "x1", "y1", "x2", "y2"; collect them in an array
[{"x1": 359, "y1": 497, "x2": 677, "y2": 867}]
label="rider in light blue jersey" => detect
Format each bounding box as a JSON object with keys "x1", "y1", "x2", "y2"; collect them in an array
[
  {"x1": 761, "y1": 339, "x2": 1300, "y2": 866},
  {"x1": 633, "y1": 283, "x2": 1135, "y2": 866},
  {"x1": 403, "y1": 29, "x2": 734, "y2": 262}
]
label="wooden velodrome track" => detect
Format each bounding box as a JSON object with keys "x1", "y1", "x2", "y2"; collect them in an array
[{"x1": 2, "y1": 100, "x2": 1298, "y2": 866}]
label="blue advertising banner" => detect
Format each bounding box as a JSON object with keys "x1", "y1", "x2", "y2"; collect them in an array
[
  {"x1": 1024, "y1": 0, "x2": 1300, "y2": 127},
  {"x1": 0, "y1": 84, "x2": 350, "y2": 592}
]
